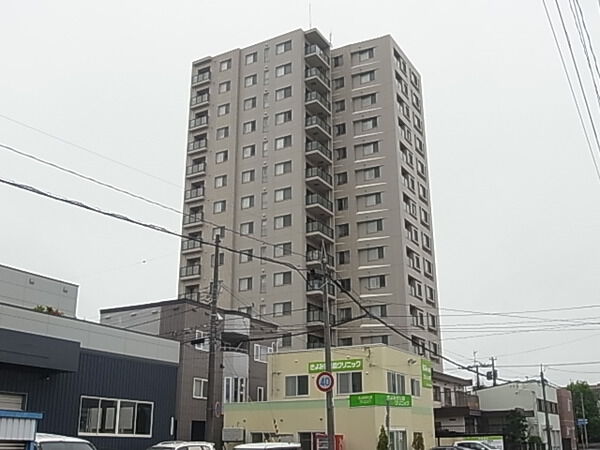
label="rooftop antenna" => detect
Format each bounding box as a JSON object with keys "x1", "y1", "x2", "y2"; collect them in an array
[
  {"x1": 329, "y1": 31, "x2": 332, "y2": 47},
  {"x1": 308, "y1": 0, "x2": 312, "y2": 28}
]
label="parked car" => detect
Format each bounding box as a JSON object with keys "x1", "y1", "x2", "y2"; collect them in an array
[
  {"x1": 453, "y1": 441, "x2": 497, "y2": 450},
  {"x1": 234, "y1": 444, "x2": 301, "y2": 450},
  {"x1": 147, "y1": 441, "x2": 216, "y2": 450},
  {"x1": 34, "y1": 433, "x2": 96, "y2": 450},
  {"x1": 431, "y1": 446, "x2": 470, "y2": 450}
]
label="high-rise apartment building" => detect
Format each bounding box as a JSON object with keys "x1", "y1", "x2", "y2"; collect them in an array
[{"x1": 179, "y1": 28, "x2": 441, "y2": 364}]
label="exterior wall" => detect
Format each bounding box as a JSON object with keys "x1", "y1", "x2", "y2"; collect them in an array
[
  {"x1": 0, "y1": 264, "x2": 78, "y2": 317},
  {"x1": 557, "y1": 388, "x2": 576, "y2": 450},
  {"x1": 0, "y1": 350, "x2": 177, "y2": 450}
]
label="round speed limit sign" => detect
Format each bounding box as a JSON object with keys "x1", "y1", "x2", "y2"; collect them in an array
[{"x1": 316, "y1": 371, "x2": 334, "y2": 392}]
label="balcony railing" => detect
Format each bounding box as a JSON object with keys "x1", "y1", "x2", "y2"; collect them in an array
[
  {"x1": 183, "y1": 212, "x2": 204, "y2": 225},
  {"x1": 188, "y1": 140, "x2": 207, "y2": 152},
  {"x1": 305, "y1": 167, "x2": 332, "y2": 185},
  {"x1": 189, "y1": 116, "x2": 208, "y2": 128},
  {"x1": 305, "y1": 141, "x2": 332, "y2": 160},
  {"x1": 179, "y1": 292, "x2": 201, "y2": 302},
  {"x1": 186, "y1": 162, "x2": 206, "y2": 176},
  {"x1": 181, "y1": 239, "x2": 203, "y2": 251},
  {"x1": 305, "y1": 44, "x2": 330, "y2": 63},
  {"x1": 306, "y1": 250, "x2": 334, "y2": 266},
  {"x1": 306, "y1": 221, "x2": 334, "y2": 238},
  {"x1": 306, "y1": 279, "x2": 336, "y2": 296},
  {"x1": 180, "y1": 264, "x2": 201, "y2": 277},
  {"x1": 305, "y1": 90, "x2": 331, "y2": 110},
  {"x1": 192, "y1": 71, "x2": 210, "y2": 84},
  {"x1": 306, "y1": 115, "x2": 331, "y2": 134},
  {"x1": 191, "y1": 94, "x2": 209, "y2": 106},
  {"x1": 185, "y1": 187, "x2": 205, "y2": 200},
  {"x1": 306, "y1": 193, "x2": 333, "y2": 212},
  {"x1": 305, "y1": 67, "x2": 330, "y2": 86}
]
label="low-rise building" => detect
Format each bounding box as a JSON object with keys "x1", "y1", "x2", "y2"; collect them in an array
[
  {"x1": 557, "y1": 388, "x2": 576, "y2": 450},
  {"x1": 476, "y1": 381, "x2": 562, "y2": 450},
  {"x1": 433, "y1": 371, "x2": 481, "y2": 436},
  {"x1": 223, "y1": 344, "x2": 435, "y2": 450},
  {"x1": 101, "y1": 298, "x2": 278, "y2": 441}
]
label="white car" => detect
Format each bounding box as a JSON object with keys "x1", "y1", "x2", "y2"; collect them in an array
[
  {"x1": 234, "y1": 444, "x2": 301, "y2": 450},
  {"x1": 34, "y1": 433, "x2": 97, "y2": 450},
  {"x1": 454, "y1": 441, "x2": 496, "y2": 450},
  {"x1": 147, "y1": 441, "x2": 216, "y2": 450}
]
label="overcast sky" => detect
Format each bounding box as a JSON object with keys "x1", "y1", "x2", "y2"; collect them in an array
[{"x1": 1, "y1": 0, "x2": 599, "y2": 386}]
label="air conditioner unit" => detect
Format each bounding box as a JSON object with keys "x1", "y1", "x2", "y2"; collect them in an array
[{"x1": 223, "y1": 427, "x2": 245, "y2": 442}]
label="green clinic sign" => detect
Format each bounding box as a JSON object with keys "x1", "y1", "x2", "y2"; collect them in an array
[
  {"x1": 421, "y1": 359, "x2": 433, "y2": 388},
  {"x1": 349, "y1": 393, "x2": 412, "y2": 408},
  {"x1": 308, "y1": 358, "x2": 363, "y2": 373}
]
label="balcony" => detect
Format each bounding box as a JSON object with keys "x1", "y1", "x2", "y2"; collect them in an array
[
  {"x1": 305, "y1": 67, "x2": 330, "y2": 93},
  {"x1": 305, "y1": 90, "x2": 330, "y2": 115},
  {"x1": 190, "y1": 94, "x2": 209, "y2": 108},
  {"x1": 306, "y1": 249, "x2": 334, "y2": 267},
  {"x1": 306, "y1": 193, "x2": 333, "y2": 217},
  {"x1": 305, "y1": 44, "x2": 330, "y2": 67},
  {"x1": 186, "y1": 162, "x2": 206, "y2": 178},
  {"x1": 306, "y1": 279, "x2": 336, "y2": 297},
  {"x1": 185, "y1": 186, "x2": 205, "y2": 202},
  {"x1": 181, "y1": 238, "x2": 203, "y2": 253},
  {"x1": 180, "y1": 264, "x2": 201, "y2": 279},
  {"x1": 188, "y1": 139, "x2": 207, "y2": 154},
  {"x1": 189, "y1": 116, "x2": 208, "y2": 130},
  {"x1": 306, "y1": 115, "x2": 331, "y2": 141},
  {"x1": 192, "y1": 71, "x2": 210, "y2": 85},
  {"x1": 305, "y1": 167, "x2": 332, "y2": 191},
  {"x1": 307, "y1": 309, "x2": 336, "y2": 325},
  {"x1": 306, "y1": 221, "x2": 334, "y2": 242},
  {"x1": 183, "y1": 212, "x2": 204, "y2": 227},
  {"x1": 179, "y1": 292, "x2": 202, "y2": 302},
  {"x1": 305, "y1": 141, "x2": 332, "y2": 164}
]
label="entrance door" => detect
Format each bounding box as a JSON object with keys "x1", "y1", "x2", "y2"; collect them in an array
[{"x1": 191, "y1": 421, "x2": 206, "y2": 441}]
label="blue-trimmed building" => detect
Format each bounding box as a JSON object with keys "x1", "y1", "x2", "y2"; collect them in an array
[{"x1": 0, "y1": 409, "x2": 43, "y2": 450}]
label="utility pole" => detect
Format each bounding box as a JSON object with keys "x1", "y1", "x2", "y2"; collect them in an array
[
  {"x1": 540, "y1": 366, "x2": 553, "y2": 450},
  {"x1": 580, "y1": 392, "x2": 589, "y2": 449},
  {"x1": 490, "y1": 357, "x2": 497, "y2": 386},
  {"x1": 321, "y1": 242, "x2": 336, "y2": 450},
  {"x1": 205, "y1": 235, "x2": 223, "y2": 448},
  {"x1": 386, "y1": 399, "x2": 391, "y2": 450}
]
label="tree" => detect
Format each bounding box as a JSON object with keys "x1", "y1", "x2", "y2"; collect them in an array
[
  {"x1": 504, "y1": 409, "x2": 528, "y2": 447},
  {"x1": 567, "y1": 381, "x2": 600, "y2": 443},
  {"x1": 377, "y1": 425, "x2": 389, "y2": 450},
  {"x1": 412, "y1": 432, "x2": 424, "y2": 450}
]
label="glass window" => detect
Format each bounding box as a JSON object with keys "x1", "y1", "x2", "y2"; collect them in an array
[
  {"x1": 193, "y1": 378, "x2": 208, "y2": 399},
  {"x1": 274, "y1": 242, "x2": 292, "y2": 257},
  {"x1": 241, "y1": 195, "x2": 255, "y2": 209},
  {"x1": 78, "y1": 396, "x2": 152, "y2": 437},
  {"x1": 245, "y1": 52, "x2": 257, "y2": 65},
  {"x1": 274, "y1": 160, "x2": 292, "y2": 175},
  {"x1": 275, "y1": 63, "x2": 292, "y2": 77},
  {"x1": 242, "y1": 144, "x2": 256, "y2": 158},
  {"x1": 241, "y1": 169, "x2": 255, "y2": 183},
  {"x1": 275, "y1": 86, "x2": 292, "y2": 101},
  {"x1": 273, "y1": 301, "x2": 292, "y2": 316},
  {"x1": 274, "y1": 214, "x2": 292, "y2": 229},
  {"x1": 275, "y1": 135, "x2": 292, "y2": 150},
  {"x1": 275, "y1": 110, "x2": 292, "y2": 125},
  {"x1": 274, "y1": 271, "x2": 292, "y2": 286},
  {"x1": 216, "y1": 126, "x2": 229, "y2": 140},
  {"x1": 220, "y1": 59, "x2": 231, "y2": 71},
  {"x1": 243, "y1": 120, "x2": 256, "y2": 134},
  {"x1": 244, "y1": 97, "x2": 257, "y2": 110},
  {"x1": 387, "y1": 372, "x2": 406, "y2": 394},
  {"x1": 274, "y1": 187, "x2": 292, "y2": 202},
  {"x1": 285, "y1": 375, "x2": 308, "y2": 396},
  {"x1": 218, "y1": 81, "x2": 231, "y2": 93},
  {"x1": 245, "y1": 74, "x2": 257, "y2": 87},
  {"x1": 217, "y1": 103, "x2": 230, "y2": 116},
  {"x1": 276, "y1": 40, "x2": 292, "y2": 54},
  {"x1": 337, "y1": 372, "x2": 362, "y2": 394}
]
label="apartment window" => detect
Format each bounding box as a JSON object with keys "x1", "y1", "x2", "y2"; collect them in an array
[
  {"x1": 415, "y1": 137, "x2": 424, "y2": 155},
  {"x1": 274, "y1": 160, "x2": 292, "y2": 175},
  {"x1": 239, "y1": 249, "x2": 253, "y2": 263},
  {"x1": 244, "y1": 74, "x2": 257, "y2": 87},
  {"x1": 274, "y1": 242, "x2": 292, "y2": 257},
  {"x1": 274, "y1": 271, "x2": 292, "y2": 286},
  {"x1": 410, "y1": 306, "x2": 425, "y2": 328},
  {"x1": 337, "y1": 223, "x2": 349, "y2": 238},
  {"x1": 275, "y1": 110, "x2": 292, "y2": 125},
  {"x1": 338, "y1": 278, "x2": 352, "y2": 291},
  {"x1": 242, "y1": 144, "x2": 256, "y2": 158},
  {"x1": 275, "y1": 63, "x2": 292, "y2": 77},
  {"x1": 218, "y1": 81, "x2": 231, "y2": 93},
  {"x1": 78, "y1": 396, "x2": 153, "y2": 437},
  {"x1": 244, "y1": 97, "x2": 257, "y2": 110},
  {"x1": 412, "y1": 93, "x2": 421, "y2": 110},
  {"x1": 424, "y1": 259, "x2": 434, "y2": 278},
  {"x1": 428, "y1": 313, "x2": 438, "y2": 330},
  {"x1": 254, "y1": 344, "x2": 271, "y2": 363},
  {"x1": 194, "y1": 330, "x2": 209, "y2": 351},
  {"x1": 216, "y1": 126, "x2": 229, "y2": 140},
  {"x1": 256, "y1": 386, "x2": 265, "y2": 402},
  {"x1": 358, "y1": 70, "x2": 376, "y2": 84},
  {"x1": 335, "y1": 147, "x2": 347, "y2": 160},
  {"x1": 336, "y1": 197, "x2": 348, "y2": 211},
  {"x1": 274, "y1": 214, "x2": 292, "y2": 229},
  {"x1": 357, "y1": 141, "x2": 379, "y2": 158},
  {"x1": 354, "y1": 93, "x2": 377, "y2": 110},
  {"x1": 223, "y1": 376, "x2": 246, "y2": 403},
  {"x1": 407, "y1": 248, "x2": 421, "y2": 271},
  {"x1": 425, "y1": 286, "x2": 436, "y2": 303},
  {"x1": 363, "y1": 192, "x2": 382, "y2": 207},
  {"x1": 410, "y1": 71, "x2": 420, "y2": 89},
  {"x1": 405, "y1": 220, "x2": 419, "y2": 243},
  {"x1": 419, "y1": 183, "x2": 429, "y2": 201},
  {"x1": 213, "y1": 200, "x2": 226, "y2": 214},
  {"x1": 220, "y1": 59, "x2": 231, "y2": 71},
  {"x1": 280, "y1": 333, "x2": 292, "y2": 348},
  {"x1": 214, "y1": 175, "x2": 227, "y2": 188},
  {"x1": 361, "y1": 335, "x2": 389, "y2": 345},
  {"x1": 337, "y1": 250, "x2": 350, "y2": 265},
  {"x1": 365, "y1": 304, "x2": 387, "y2": 318},
  {"x1": 408, "y1": 276, "x2": 423, "y2": 298},
  {"x1": 332, "y1": 55, "x2": 343, "y2": 67},
  {"x1": 333, "y1": 77, "x2": 345, "y2": 89},
  {"x1": 337, "y1": 372, "x2": 362, "y2": 394},
  {"x1": 274, "y1": 187, "x2": 292, "y2": 202},
  {"x1": 275, "y1": 135, "x2": 292, "y2": 150},
  {"x1": 365, "y1": 274, "x2": 386, "y2": 290},
  {"x1": 241, "y1": 169, "x2": 255, "y2": 184},
  {"x1": 240, "y1": 221, "x2": 254, "y2": 235},
  {"x1": 404, "y1": 195, "x2": 417, "y2": 217},
  {"x1": 362, "y1": 166, "x2": 381, "y2": 181},
  {"x1": 334, "y1": 100, "x2": 346, "y2": 113},
  {"x1": 245, "y1": 52, "x2": 257, "y2": 65},
  {"x1": 212, "y1": 226, "x2": 225, "y2": 240},
  {"x1": 422, "y1": 233, "x2": 432, "y2": 252},
  {"x1": 433, "y1": 386, "x2": 441, "y2": 402},
  {"x1": 355, "y1": 117, "x2": 378, "y2": 133},
  {"x1": 335, "y1": 172, "x2": 348, "y2": 186},
  {"x1": 387, "y1": 372, "x2": 406, "y2": 394},
  {"x1": 357, "y1": 48, "x2": 374, "y2": 62},
  {"x1": 276, "y1": 40, "x2": 292, "y2": 54},
  {"x1": 338, "y1": 307, "x2": 352, "y2": 321},
  {"x1": 364, "y1": 218, "x2": 383, "y2": 234},
  {"x1": 285, "y1": 375, "x2": 308, "y2": 397},
  {"x1": 364, "y1": 246, "x2": 385, "y2": 261},
  {"x1": 239, "y1": 277, "x2": 253, "y2": 292},
  {"x1": 414, "y1": 115, "x2": 423, "y2": 132},
  {"x1": 411, "y1": 379, "x2": 421, "y2": 397},
  {"x1": 275, "y1": 86, "x2": 292, "y2": 101},
  {"x1": 193, "y1": 378, "x2": 208, "y2": 399},
  {"x1": 217, "y1": 103, "x2": 230, "y2": 116},
  {"x1": 243, "y1": 120, "x2": 256, "y2": 134},
  {"x1": 241, "y1": 195, "x2": 255, "y2": 209},
  {"x1": 420, "y1": 208, "x2": 430, "y2": 227},
  {"x1": 334, "y1": 123, "x2": 346, "y2": 136},
  {"x1": 417, "y1": 160, "x2": 426, "y2": 178},
  {"x1": 273, "y1": 301, "x2": 292, "y2": 316}
]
